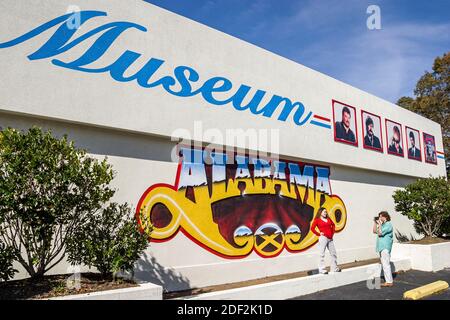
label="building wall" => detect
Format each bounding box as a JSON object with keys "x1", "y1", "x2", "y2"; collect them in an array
[
  {"x1": 0, "y1": 112, "x2": 422, "y2": 291},
  {"x1": 0, "y1": 0, "x2": 446, "y2": 292}
]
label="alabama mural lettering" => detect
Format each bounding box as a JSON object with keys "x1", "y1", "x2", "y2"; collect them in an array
[
  {"x1": 0, "y1": 10, "x2": 314, "y2": 127},
  {"x1": 136, "y1": 147, "x2": 347, "y2": 258}
]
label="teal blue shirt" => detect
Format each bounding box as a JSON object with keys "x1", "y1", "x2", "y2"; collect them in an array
[{"x1": 376, "y1": 221, "x2": 393, "y2": 253}]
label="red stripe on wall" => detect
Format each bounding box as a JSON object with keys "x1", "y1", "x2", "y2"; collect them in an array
[{"x1": 313, "y1": 115, "x2": 331, "y2": 122}]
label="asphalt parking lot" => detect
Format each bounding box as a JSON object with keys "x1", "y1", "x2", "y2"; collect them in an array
[{"x1": 291, "y1": 269, "x2": 450, "y2": 300}]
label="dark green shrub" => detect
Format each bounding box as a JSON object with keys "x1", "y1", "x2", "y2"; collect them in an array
[
  {"x1": 393, "y1": 177, "x2": 450, "y2": 237},
  {"x1": 441, "y1": 217, "x2": 450, "y2": 236},
  {"x1": 0, "y1": 127, "x2": 115, "y2": 278},
  {"x1": 66, "y1": 203, "x2": 151, "y2": 278},
  {"x1": 0, "y1": 241, "x2": 17, "y2": 282}
]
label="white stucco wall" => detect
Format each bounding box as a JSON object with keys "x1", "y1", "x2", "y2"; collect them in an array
[{"x1": 0, "y1": 0, "x2": 446, "y2": 292}]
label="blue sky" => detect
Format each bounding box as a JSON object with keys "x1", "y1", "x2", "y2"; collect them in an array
[{"x1": 144, "y1": 0, "x2": 450, "y2": 104}]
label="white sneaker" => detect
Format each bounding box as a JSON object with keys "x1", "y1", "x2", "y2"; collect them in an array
[
  {"x1": 319, "y1": 270, "x2": 328, "y2": 275},
  {"x1": 330, "y1": 268, "x2": 341, "y2": 273}
]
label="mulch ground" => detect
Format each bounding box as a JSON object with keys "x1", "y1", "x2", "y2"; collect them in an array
[
  {"x1": 0, "y1": 273, "x2": 137, "y2": 300},
  {"x1": 405, "y1": 237, "x2": 450, "y2": 245}
]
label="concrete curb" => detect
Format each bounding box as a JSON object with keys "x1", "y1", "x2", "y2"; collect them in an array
[
  {"x1": 175, "y1": 259, "x2": 411, "y2": 300},
  {"x1": 403, "y1": 281, "x2": 449, "y2": 300},
  {"x1": 47, "y1": 282, "x2": 163, "y2": 300},
  {"x1": 392, "y1": 242, "x2": 450, "y2": 272}
]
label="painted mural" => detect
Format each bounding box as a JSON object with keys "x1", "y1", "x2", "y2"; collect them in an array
[{"x1": 136, "y1": 146, "x2": 347, "y2": 258}]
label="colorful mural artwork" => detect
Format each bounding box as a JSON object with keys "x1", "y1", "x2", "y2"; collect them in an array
[{"x1": 136, "y1": 147, "x2": 347, "y2": 258}]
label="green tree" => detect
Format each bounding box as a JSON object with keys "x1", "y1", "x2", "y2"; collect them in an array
[
  {"x1": 0, "y1": 127, "x2": 115, "y2": 279},
  {"x1": 66, "y1": 203, "x2": 151, "y2": 278},
  {"x1": 397, "y1": 52, "x2": 450, "y2": 174},
  {"x1": 393, "y1": 177, "x2": 450, "y2": 237}
]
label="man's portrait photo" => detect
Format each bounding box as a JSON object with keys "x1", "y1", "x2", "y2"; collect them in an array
[
  {"x1": 333, "y1": 100, "x2": 357, "y2": 146},
  {"x1": 386, "y1": 119, "x2": 404, "y2": 157},
  {"x1": 406, "y1": 127, "x2": 421, "y2": 161},
  {"x1": 362, "y1": 111, "x2": 382, "y2": 152},
  {"x1": 423, "y1": 133, "x2": 437, "y2": 164}
]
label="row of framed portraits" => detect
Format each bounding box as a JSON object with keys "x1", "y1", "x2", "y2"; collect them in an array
[{"x1": 332, "y1": 100, "x2": 438, "y2": 164}]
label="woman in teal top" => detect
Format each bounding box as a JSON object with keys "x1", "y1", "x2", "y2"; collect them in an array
[{"x1": 373, "y1": 211, "x2": 394, "y2": 287}]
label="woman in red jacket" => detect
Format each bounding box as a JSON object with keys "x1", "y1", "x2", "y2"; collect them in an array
[{"x1": 311, "y1": 207, "x2": 341, "y2": 274}]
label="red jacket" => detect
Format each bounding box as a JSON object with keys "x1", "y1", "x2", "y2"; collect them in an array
[{"x1": 311, "y1": 218, "x2": 335, "y2": 239}]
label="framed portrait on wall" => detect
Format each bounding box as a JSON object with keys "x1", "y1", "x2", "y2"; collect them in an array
[
  {"x1": 361, "y1": 110, "x2": 383, "y2": 152},
  {"x1": 423, "y1": 132, "x2": 437, "y2": 164},
  {"x1": 405, "y1": 127, "x2": 421, "y2": 161},
  {"x1": 385, "y1": 119, "x2": 404, "y2": 157},
  {"x1": 332, "y1": 100, "x2": 358, "y2": 146}
]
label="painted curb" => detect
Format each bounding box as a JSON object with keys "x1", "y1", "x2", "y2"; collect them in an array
[
  {"x1": 403, "y1": 281, "x2": 449, "y2": 300},
  {"x1": 175, "y1": 259, "x2": 411, "y2": 300}
]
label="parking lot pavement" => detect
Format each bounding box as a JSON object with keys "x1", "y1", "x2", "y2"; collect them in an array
[{"x1": 291, "y1": 269, "x2": 450, "y2": 300}]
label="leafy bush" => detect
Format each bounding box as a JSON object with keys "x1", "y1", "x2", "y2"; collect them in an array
[
  {"x1": 0, "y1": 241, "x2": 17, "y2": 282},
  {"x1": 441, "y1": 218, "x2": 450, "y2": 236},
  {"x1": 0, "y1": 127, "x2": 115, "y2": 279},
  {"x1": 66, "y1": 203, "x2": 151, "y2": 278},
  {"x1": 393, "y1": 177, "x2": 450, "y2": 237}
]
